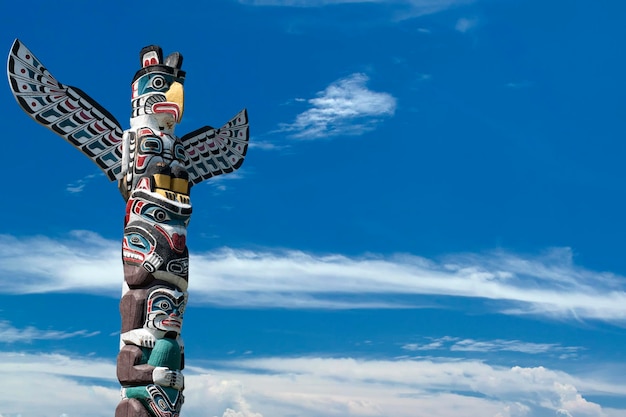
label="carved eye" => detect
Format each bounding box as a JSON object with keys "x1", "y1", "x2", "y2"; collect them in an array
[
  {"x1": 130, "y1": 235, "x2": 146, "y2": 248},
  {"x1": 140, "y1": 137, "x2": 162, "y2": 154},
  {"x1": 151, "y1": 75, "x2": 166, "y2": 90},
  {"x1": 153, "y1": 209, "x2": 168, "y2": 222},
  {"x1": 157, "y1": 300, "x2": 171, "y2": 310},
  {"x1": 142, "y1": 206, "x2": 172, "y2": 224},
  {"x1": 174, "y1": 144, "x2": 186, "y2": 161},
  {"x1": 157, "y1": 399, "x2": 167, "y2": 410}
]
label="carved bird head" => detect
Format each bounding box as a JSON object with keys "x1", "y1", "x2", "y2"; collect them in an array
[{"x1": 131, "y1": 45, "x2": 186, "y2": 132}]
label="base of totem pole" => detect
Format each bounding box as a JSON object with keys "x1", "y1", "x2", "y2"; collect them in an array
[{"x1": 115, "y1": 399, "x2": 150, "y2": 417}]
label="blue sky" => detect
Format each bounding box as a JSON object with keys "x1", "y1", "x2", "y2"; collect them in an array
[{"x1": 2, "y1": 0, "x2": 626, "y2": 416}]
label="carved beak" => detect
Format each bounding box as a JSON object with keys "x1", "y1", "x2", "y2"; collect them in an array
[{"x1": 165, "y1": 81, "x2": 184, "y2": 123}]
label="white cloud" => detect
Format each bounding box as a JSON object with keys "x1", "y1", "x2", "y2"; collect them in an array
[
  {"x1": 66, "y1": 173, "x2": 104, "y2": 193},
  {"x1": 455, "y1": 17, "x2": 477, "y2": 33},
  {"x1": 506, "y1": 81, "x2": 533, "y2": 89},
  {"x1": 401, "y1": 0, "x2": 476, "y2": 19},
  {"x1": 237, "y1": 0, "x2": 476, "y2": 20},
  {"x1": 0, "y1": 231, "x2": 121, "y2": 296},
  {"x1": 0, "y1": 351, "x2": 118, "y2": 417},
  {"x1": 402, "y1": 336, "x2": 582, "y2": 356},
  {"x1": 0, "y1": 321, "x2": 99, "y2": 343},
  {"x1": 2, "y1": 351, "x2": 624, "y2": 417},
  {"x1": 185, "y1": 377, "x2": 264, "y2": 417},
  {"x1": 278, "y1": 73, "x2": 396, "y2": 139},
  {"x1": 248, "y1": 140, "x2": 290, "y2": 151},
  {"x1": 193, "y1": 357, "x2": 625, "y2": 417},
  {"x1": 2, "y1": 233, "x2": 626, "y2": 321},
  {"x1": 238, "y1": 0, "x2": 378, "y2": 5},
  {"x1": 206, "y1": 171, "x2": 247, "y2": 193}
]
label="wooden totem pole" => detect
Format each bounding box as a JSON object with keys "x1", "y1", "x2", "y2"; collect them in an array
[{"x1": 7, "y1": 39, "x2": 249, "y2": 417}]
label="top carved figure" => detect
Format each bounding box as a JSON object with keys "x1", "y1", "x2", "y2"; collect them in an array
[{"x1": 6, "y1": 39, "x2": 249, "y2": 201}]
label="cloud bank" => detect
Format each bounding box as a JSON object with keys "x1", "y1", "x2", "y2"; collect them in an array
[
  {"x1": 1, "y1": 351, "x2": 624, "y2": 417},
  {"x1": 1, "y1": 232, "x2": 626, "y2": 322}
]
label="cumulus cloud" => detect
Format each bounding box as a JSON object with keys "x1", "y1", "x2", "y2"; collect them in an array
[
  {"x1": 1, "y1": 232, "x2": 626, "y2": 321},
  {"x1": 2, "y1": 351, "x2": 623, "y2": 417},
  {"x1": 278, "y1": 73, "x2": 396, "y2": 139},
  {"x1": 0, "y1": 321, "x2": 99, "y2": 343},
  {"x1": 195, "y1": 357, "x2": 625, "y2": 417},
  {"x1": 0, "y1": 351, "x2": 265, "y2": 417},
  {"x1": 185, "y1": 376, "x2": 264, "y2": 417}
]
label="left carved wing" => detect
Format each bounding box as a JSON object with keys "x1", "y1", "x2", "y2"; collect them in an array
[
  {"x1": 180, "y1": 109, "x2": 249, "y2": 185},
  {"x1": 7, "y1": 39, "x2": 124, "y2": 181}
]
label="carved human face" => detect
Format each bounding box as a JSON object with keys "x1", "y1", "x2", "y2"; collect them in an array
[{"x1": 145, "y1": 287, "x2": 187, "y2": 335}]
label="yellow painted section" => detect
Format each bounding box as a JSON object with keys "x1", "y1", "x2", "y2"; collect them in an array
[
  {"x1": 171, "y1": 177, "x2": 189, "y2": 195},
  {"x1": 153, "y1": 173, "x2": 172, "y2": 190}
]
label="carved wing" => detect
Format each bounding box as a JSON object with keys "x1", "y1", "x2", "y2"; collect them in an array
[
  {"x1": 180, "y1": 109, "x2": 249, "y2": 184},
  {"x1": 7, "y1": 39, "x2": 124, "y2": 181}
]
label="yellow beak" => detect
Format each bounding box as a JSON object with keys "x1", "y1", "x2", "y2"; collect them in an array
[{"x1": 165, "y1": 81, "x2": 184, "y2": 123}]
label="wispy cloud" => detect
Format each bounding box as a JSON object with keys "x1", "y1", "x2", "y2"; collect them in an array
[
  {"x1": 237, "y1": 0, "x2": 476, "y2": 20},
  {"x1": 277, "y1": 73, "x2": 396, "y2": 139},
  {"x1": 2, "y1": 232, "x2": 626, "y2": 321},
  {"x1": 0, "y1": 321, "x2": 99, "y2": 343},
  {"x1": 402, "y1": 336, "x2": 582, "y2": 356},
  {"x1": 455, "y1": 16, "x2": 477, "y2": 33},
  {"x1": 206, "y1": 171, "x2": 247, "y2": 193},
  {"x1": 0, "y1": 231, "x2": 121, "y2": 295},
  {"x1": 66, "y1": 173, "x2": 105, "y2": 193},
  {"x1": 2, "y1": 351, "x2": 624, "y2": 417},
  {"x1": 506, "y1": 80, "x2": 533, "y2": 89},
  {"x1": 238, "y1": 0, "x2": 378, "y2": 5},
  {"x1": 249, "y1": 140, "x2": 290, "y2": 151}
]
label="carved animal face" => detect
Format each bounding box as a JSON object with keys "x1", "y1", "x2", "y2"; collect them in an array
[
  {"x1": 131, "y1": 45, "x2": 186, "y2": 129},
  {"x1": 122, "y1": 179, "x2": 191, "y2": 289},
  {"x1": 132, "y1": 128, "x2": 187, "y2": 180}
]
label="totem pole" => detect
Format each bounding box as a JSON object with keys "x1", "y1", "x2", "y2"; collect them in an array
[{"x1": 7, "y1": 39, "x2": 249, "y2": 417}]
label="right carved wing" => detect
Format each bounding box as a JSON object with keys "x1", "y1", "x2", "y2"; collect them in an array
[
  {"x1": 7, "y1": 39, "x2": 124, "y2": 181},
  {"x1": 180, "y1": 109, "x2": 249, "y2": 185}
]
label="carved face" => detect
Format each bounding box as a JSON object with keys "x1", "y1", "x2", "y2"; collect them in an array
[
  {"x1": 132, "y1": 72, "x2": 184, "y2": 125},
  {"x1": 132, "y1": 128, "x2": 187, "y2": 180},
  {"x1": 145, "y1": 287, "x2": 187, "y2": 334},
  {"x1": 122, "y1": 184, "x2": 191, "y2": 289},
  {"x1": 127, "y1": 190, "x2": 189, "y2": 250},
  {"x1": 122, "y1": 225, "x2": 157, "y2": 267},
  {"x1": 131, "y1": 45, "x2": 186, "y2": 131}
]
